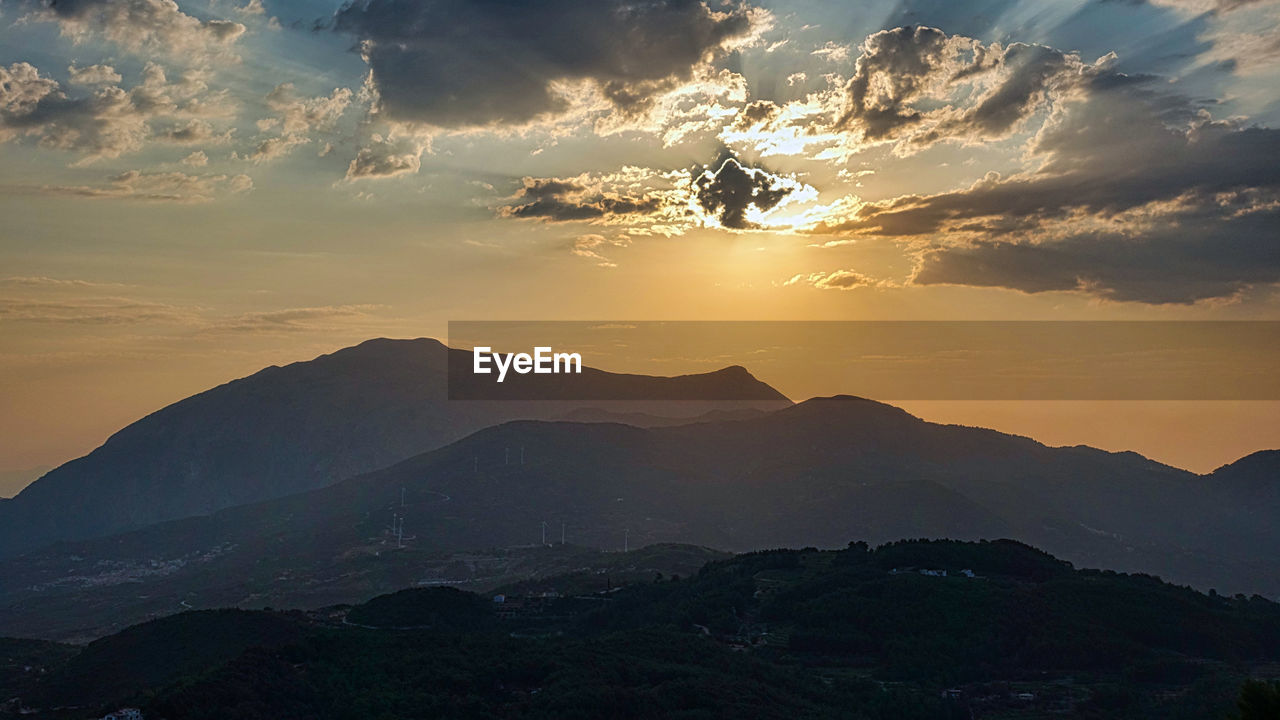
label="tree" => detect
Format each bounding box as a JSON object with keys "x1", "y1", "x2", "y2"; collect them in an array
[{"x1": 1237, "y1": 679, "x2": 1280, "y2": 720}]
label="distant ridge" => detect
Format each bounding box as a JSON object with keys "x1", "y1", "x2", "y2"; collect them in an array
[
  {"x1": 1207, "y1": 449, "x2": 1280, "y2": 518},
  {"x1": 3, "y1": 395, "x2": 1277, "y2": 642},
  {"x1": 1211, "y1": 449, "x2": 1280, "y2": 480},
  {"x1": 0, "y1": 338, "x2": 789, "y2": 558}
]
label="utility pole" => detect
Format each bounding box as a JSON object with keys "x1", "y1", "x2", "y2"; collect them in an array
[
  {"x1": 541, "y1": 521, "x2": 547, "y2": 546},
  {"x1": 561, "y1": 522, "x2": 565, "y2": 545},
  {"x1": 624, "y1": 528, "x2": 629, "y2": 553}
]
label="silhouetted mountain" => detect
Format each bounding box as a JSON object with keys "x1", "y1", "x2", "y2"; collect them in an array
[
  {"x1": 2, "y1": 397, "x2": 1276, "y2": 642},
  {"x1": 0, "y1": 338, "x2": 788, "y2": 558},
  {"x1": 1206, "y1": 450, "x2": 1280, "y2": 535},
  {"x1": 9, "y1": 540, "x2": 1279, "y2": 719},
  {"x1": 1211, "y1": 450, "x2": 1280, "y2": 497}
]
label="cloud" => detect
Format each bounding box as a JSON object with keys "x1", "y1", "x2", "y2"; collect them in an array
[
  {"x1": 730, "y1": 99, "x2": 781, "y2": 132},
  {"x1": 912, "y1": 43, "x2": 1096, "y2": 148},
  {"x1": 1137, "y1": 0, "x2": 1269, "y2": 13},
  {"x1": 245, "y1": 134, "x2": 308, "y2": 163},
  {"x1": 1199, "y1": 22, "x2": 1280, "y2": 74},
  {"x1": 332, "y1": 0, "x2": 761, "y2": 128},
  {"x1": 37, "y1": 169, "x2": 253, "y2": 202},
  {"x1": 0, "y1": 296, "x2": 196, "y2": 325},
  {"x1": 502, "y1": 177, "x2": 665, "y2": 222},
  {"x1": 156, "y1": 118, "x2": 229, "y2": 144},
  {"x1": 832, "y1": 26, "x2": 1108, "y2": 151},
  {"x1": 783, "y1": 269, "x2": 886, "y2": 290},
  {"x1": 693, "y1": 158, "x2": 793, "y2": 229},
  {"x1": 241, "y1": 84, "x2": 353, "y2": 164},
  {"x1": 570, "y1": 233, "x2": 629, "y2": 267},
  {"x1": 344, "y1": 135, "x2": 427, "y2": 180},
  {"x1": 0, "y1": 258, "x2": 382, "y2": 331},
  {"x1": 835, "y1": 26, "x2": 966, "y2": 142},
  {"x1": 33, "y1": 0, "x2": 245, "y2": 59},
  {"x1": 0, "y1": 294, "x2": 378, "y2": 331},
  {"x1": 181, "y1": 150, "x2": 208, "y2": 166},
  {"x1": 0, "y1": 62, "x2": 147, "y2": 159},
  {"x1": 500, "y1": 158, "x2": 814, "y2": 234},
  {"x1": 715, "y1": 26, "x2": 1113, "y2": 163},
  {"x1": 0, "y1": 276, "x2": 129, "y2": 288},
  {"x1": 67, "y1": 63, "x2": 122, "y2": 86},
  {"x1": 0, "y1": 61, "x2": 235, "y2": 161},
  {"x1": 911, "y1": 208, "x2": 1280, "y2": 303},
  {"x1": 211, "y1": 304, "x2": 383, "y2": 333},
  {"x1": 811, "y1": 72, "x2": 1280, "y2": 303},
  {"x1": 264, "y1": 83, "x2": 352, "y2": 135},
  {"x1": 811, "y1": 41, "x2": 851, "y2": 63}
]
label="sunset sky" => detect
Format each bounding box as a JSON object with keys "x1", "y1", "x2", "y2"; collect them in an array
[{"x1": 2, "y1": 0, "x2": 1279, "y2": 485}]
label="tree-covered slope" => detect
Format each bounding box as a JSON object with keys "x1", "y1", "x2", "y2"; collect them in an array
[{"x1": 7, "y1": 539, "x2": 1279, "y2": 719}]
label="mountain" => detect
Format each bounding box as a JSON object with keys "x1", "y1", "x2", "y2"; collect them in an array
[
  {"x1": 8, "y1": 540, "x2": 1280, "y2": 719},
  {"x1": 2, "y1": 396, "x2": 1276, "y2": 642},
  {"x1": 0, "y1": 466, "x2": 49, "y2": 500},
  {"x1": 0, "y1": 338, "x2": 789, "y2": 558},
  {"x1": 1210, "y1": 450, "x2": 1280, "y2": 503}
]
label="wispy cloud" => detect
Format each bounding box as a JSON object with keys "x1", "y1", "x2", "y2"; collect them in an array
[
  {"x1": 208, "y1": 305, "x2": 387, "y2": 333},
  {"x1": 33, "y1": 169, "x2": 253, "y2": 202}
]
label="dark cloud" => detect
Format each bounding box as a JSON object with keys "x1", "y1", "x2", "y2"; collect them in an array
[
  {"x1": 332, "y1": 0, "x2": 757, "y2": 127},
  {"x1": 829, "y1": 25, "x2": 1104, "y2": 150},
  {"x1": 915, "y1": 43, "x2": 1079, "y2": 146},
  {"x1": 520, "y1": 178, "x2": 588, "y2": 200},
  {"x1": 502, "y1": 178, "x2": 664, "y2": 222},
  {"x1": 913, "y1": 207, "x2": 1280, "y2": 304},
  {"x1": 835, "y1": 25, "x2": 957, "y2": 141},
  {"x1": 694, "y1": 158, "x2": 792, "y2": 229},
  {"x1": 815, "y1": 74, "x2": 1280, "y2": 303},
  {"x1": 502, "y1": 158, "x2": 802, "y2": 232},
  {"x1": 732, "y1": 99, "x2": 781, "y2": 130}
]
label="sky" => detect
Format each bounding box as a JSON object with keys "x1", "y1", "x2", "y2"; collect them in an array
[{"x1": 2, "y1": 0, "x2": 1279, "y2": 485}]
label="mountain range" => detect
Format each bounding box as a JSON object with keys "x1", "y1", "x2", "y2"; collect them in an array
[
  {"x1": 0, "y1": 338, "x2": 788, "y2": 558},
  {"x1": 0, "y1": 337, "x2": 1276, "y2": 644},
  {"x1": 0, "y1": 375, "x2": 1276, "y2": 641}
]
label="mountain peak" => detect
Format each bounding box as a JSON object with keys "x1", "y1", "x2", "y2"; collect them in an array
[
  {"x1": 1213, "y1": 449, "x2": 1280, "y2": 473},
  {"x1": 786, "y1": 394, "x2": 916, "y2": 416},
  {"x1": 1209, "y1": 449, "x2": 1280, "y2": 491},
  {"x1": 0, "y1": 338, "x2": 788, "y2": 557},
  {"x1": 327, "y1": 336, "x2": 447, "y2": 359}
]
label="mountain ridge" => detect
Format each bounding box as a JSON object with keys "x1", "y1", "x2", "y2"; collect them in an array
[
  {"x1": 0, "y1": 337, "x2": 790, "y2": 558},
  {"x1": 2, "y1": 394, "x2": 1276, "y2": 641}
]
